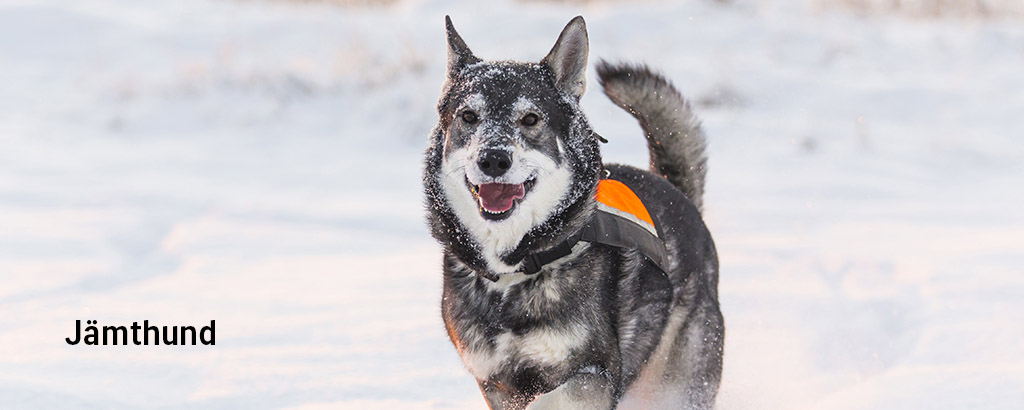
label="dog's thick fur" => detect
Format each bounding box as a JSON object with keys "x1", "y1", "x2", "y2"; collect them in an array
[{"x1": 423, "y1": 16, "x2": 723, "y2": 410}]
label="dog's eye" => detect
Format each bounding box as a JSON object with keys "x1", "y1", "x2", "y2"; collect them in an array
[
  {"x1": 521, "y1": 113, "x2": 539, "y2": 127},
  {"x1": 461, "y1": 111, "x2": 479, "y2": 124}
]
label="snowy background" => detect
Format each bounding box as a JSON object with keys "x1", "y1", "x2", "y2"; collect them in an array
[{"x1": 1, "y1": 0, "x2": 1022, "y2": 408}]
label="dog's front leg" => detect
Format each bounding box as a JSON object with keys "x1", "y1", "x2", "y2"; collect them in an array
[
  {"x1": 478, "y1": 380, "x2": 533, "y2": 410},
  {"x1": 526, "y1": 370, "x2": 616, "y2": 410}
]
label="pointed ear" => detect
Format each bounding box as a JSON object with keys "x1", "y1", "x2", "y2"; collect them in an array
[
  {"x1": 445, "y1": 16, "x2": 481, "y2": 78},
  {"x1": 541, "y1": 16, "x2": 589, "y2": 98}
]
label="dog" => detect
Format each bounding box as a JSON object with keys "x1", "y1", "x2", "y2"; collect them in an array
[{"x1": 423, "y1": 15, "x2": 724, "y2": 410}]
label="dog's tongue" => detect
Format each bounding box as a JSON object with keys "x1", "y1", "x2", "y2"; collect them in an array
[{"x1": 478, "y1": 183, "x2": 525, "y2": 213}]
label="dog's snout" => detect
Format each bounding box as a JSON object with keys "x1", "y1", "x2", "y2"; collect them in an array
[{"x1": 477, "y1": 150, "x2": 513, "y2": 178}]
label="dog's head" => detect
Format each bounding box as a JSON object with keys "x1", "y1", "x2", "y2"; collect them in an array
[{"x1": 426, "y1": 16, "x2": 602, "y2": 274}]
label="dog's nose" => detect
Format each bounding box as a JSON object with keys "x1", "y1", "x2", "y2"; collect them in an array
[{"x1": 477, "y1": 150, "x2": 513, "y2": 178}]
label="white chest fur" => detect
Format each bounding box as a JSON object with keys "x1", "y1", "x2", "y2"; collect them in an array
[
  {"x1": 455, "y1": 246, "x2": 592, "y2": 380},
  {"x1": 459, "y1": 322, "x2": 589, "y2": 380}
]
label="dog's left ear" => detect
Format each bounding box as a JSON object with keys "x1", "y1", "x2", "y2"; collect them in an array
[
  {"x1": 445, "y1": 16, "x2": 481, "y2": 78},
  {"x1": 542, "y1": 16, "x2": 589, "y2": 99}
]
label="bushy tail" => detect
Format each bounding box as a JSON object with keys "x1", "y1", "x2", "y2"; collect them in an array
[{"x1": 596, "y1": 61, "x2": 708, "y2": 212}]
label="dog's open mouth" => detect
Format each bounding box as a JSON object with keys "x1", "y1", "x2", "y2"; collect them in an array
[{"x1": 468, "y1": 178, "x2": 536, "y2": 220}]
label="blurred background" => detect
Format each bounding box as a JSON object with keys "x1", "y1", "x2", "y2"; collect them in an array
[{"x1": 1, "y1": 0, "x2": 1022, "y2": 408}]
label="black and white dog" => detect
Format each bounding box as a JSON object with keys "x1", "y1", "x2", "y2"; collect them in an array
[{"x1": 423, "y1": 16, "x2": 724, "y2": 410}]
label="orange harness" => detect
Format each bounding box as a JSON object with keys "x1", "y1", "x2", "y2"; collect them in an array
[
  {"x1": 595, "y1": 179, "x2": 657, "y2": 234},
  {"x1": 520, "y1": 179, "x2": 668, "y2": 275}
]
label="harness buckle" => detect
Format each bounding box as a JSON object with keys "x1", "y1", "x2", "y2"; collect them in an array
[{"x1": 522, "y1": 253, "x2": 543, "y2": 275}]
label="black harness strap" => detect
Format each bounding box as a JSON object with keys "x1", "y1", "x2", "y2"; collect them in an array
[
  {"x1": 520, "y1": 209, "x2": 669, "y2": 275},
  {"x1": 521, "y1": 227, "x2": 586, "y2": 275}
]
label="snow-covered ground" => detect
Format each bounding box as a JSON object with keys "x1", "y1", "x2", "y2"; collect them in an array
[{"x1": 1, "y1": 0, "x2": 1022, "y2": 408}]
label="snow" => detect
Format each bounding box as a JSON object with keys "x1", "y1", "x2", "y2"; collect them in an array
[{"x1": 1, "y1": 0, "x2": 1022, "y2": 409}]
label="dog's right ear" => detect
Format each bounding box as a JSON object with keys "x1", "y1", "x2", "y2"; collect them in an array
[
  {"x1": 542, "y1": 16, "x2": 589, "y2": 99},
  {"x1": 445, "y1": 16, "x2": 481, "y2": 78}
]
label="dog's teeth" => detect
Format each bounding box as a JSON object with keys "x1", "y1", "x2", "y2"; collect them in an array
[{"x1": 478, "y1": 201, "x2": 505, "y2": 215}]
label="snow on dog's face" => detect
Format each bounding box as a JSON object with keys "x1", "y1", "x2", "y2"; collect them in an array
[
  {"x1": 440, "y1": 67, "x2": 573, "y2": 267},
  {"x1": 433, "y1": 17, "x2": 591, "y2": 273}
]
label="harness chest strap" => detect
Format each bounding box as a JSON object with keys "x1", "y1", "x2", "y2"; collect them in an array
[{"x1": 520, "y1": 179, "x2": 669, "y2": 275}]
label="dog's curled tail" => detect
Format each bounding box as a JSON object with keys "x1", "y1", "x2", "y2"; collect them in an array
[{"x1": 596, "y1": 61, "x2": 708, "y2": 212}]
